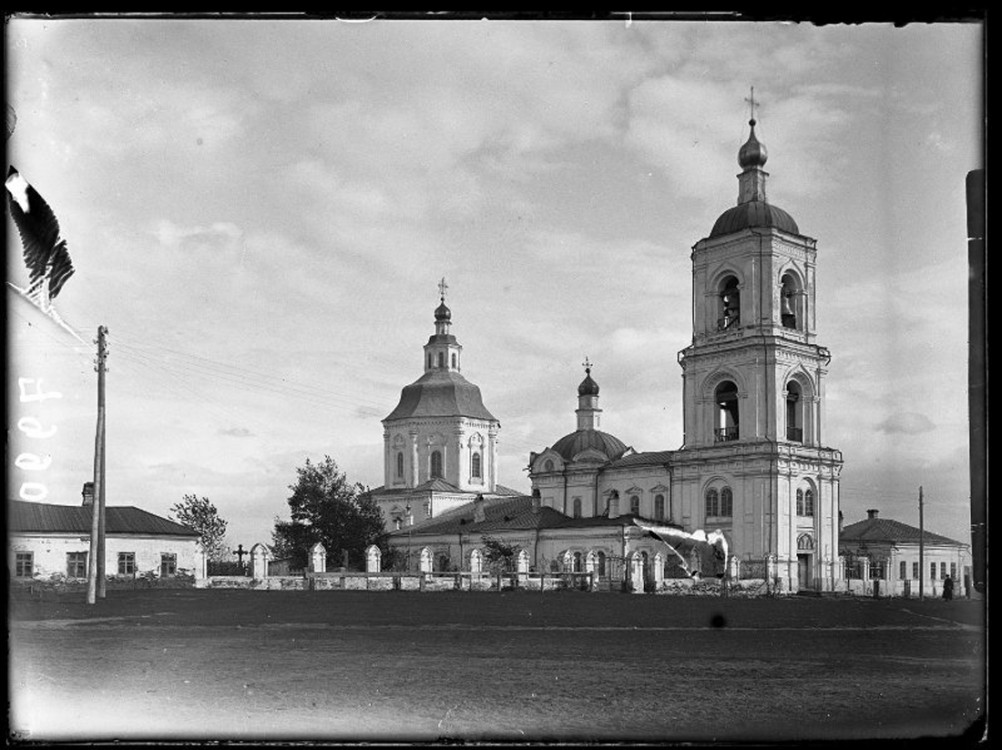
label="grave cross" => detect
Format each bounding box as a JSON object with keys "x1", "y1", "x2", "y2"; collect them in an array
[{"x1": 234, "y1": 544, "x2": 247, "y2": 566}]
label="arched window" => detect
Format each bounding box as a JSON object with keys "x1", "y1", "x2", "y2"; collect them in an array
[
  {"x1": 715, "y1": 381, "x2": 739, "y2": 442},
  {"x1": 796, "y1": 488, "x2": 805, "y2": 516},
  {"x1": 451, "y1": 353, "x2": 457, "y2": 369},
  {"x1": 781, "y1": 273, "x2": 798, "y2": 329},
  {"x1": 705, "y1": 488, "x2": 719, "y2": 517},
  {"x1": 430, "y1": 450, "x2": 443, "y2": 479},
  {"x1": 573, "y1": 551, "x2": 583, "y2": 572},
  {"x1": 654, "y1": 494, "x2": 665, "y2": 521},
  {"x1": 396, "y1": 451, "x2": 404, "y2": 479},
  {"x1": 786, "y1": 381, "x2": 803, "y2": 442},
  {"x1": 543, "y1": 459, "x2": 554, "y2": 472},
  {"x1": 797, "y1": 533, "x2": 814, "y2": 551},
  {"x1": 720, "y1": 487, "x2": 733, "y2": 517},
  {"x1": 630, "y1": 495, "x2": 640, "y2": 516},
  {"x1": 572, "y1": 497, "x2": 582, "y2": 518},
  {"x1": 804, "y1": 489, "x2": 815, "y2": 517},
  {"x1": 471, "y1": 451, "x2": 482, "y2": 479},
  {"x1": 719, "y1": 276, "x2": 741, "y2": 330},
  {"x1": 437, "y1": 352, "x2": 444, "y2": 368}
]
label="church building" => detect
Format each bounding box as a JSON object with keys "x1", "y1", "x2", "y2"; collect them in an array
[
  {"x1": 365, "y1": 282, "x2": 521, "y2": 532},
  {"x1": 384, "y1": 109, "x2": 844, "y2": 593}
]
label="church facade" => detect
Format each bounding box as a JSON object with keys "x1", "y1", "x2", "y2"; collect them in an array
[{"x1": 383, "y1": 113, "x2": 843, "y2": 593}]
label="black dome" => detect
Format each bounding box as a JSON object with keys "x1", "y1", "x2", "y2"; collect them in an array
[
  {"x1": 435, "y1": 302, "x2": 452, "y2": 322},
  {"x1": 578, "y1": 372, "x2": 599, "y2": 396},
  {"x1": 710, "y1": 201, "x2": 799, "y2": 239},
  {"x1": 550, "y1": 429, "x2": 628, "y2": 462}
]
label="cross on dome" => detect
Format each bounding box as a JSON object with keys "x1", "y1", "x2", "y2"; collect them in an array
[{"x1": 438, "y1": 277, "x2": 449, "y2": 302}]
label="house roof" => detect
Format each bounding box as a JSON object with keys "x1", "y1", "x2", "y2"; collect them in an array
[
  {"x1": 840, "y1": 517, "x2": 965, "y2": 547},
  {"x1": 9, "y1": 501, "x2": 200, "y2": 537},
  {"x1": 606, "y1": 450, "x2": 675, "y2": 469}
]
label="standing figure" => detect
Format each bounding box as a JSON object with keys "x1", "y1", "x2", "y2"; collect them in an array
[{"x1": 942, "y1": 575, "x2": 954, "y2": 601}]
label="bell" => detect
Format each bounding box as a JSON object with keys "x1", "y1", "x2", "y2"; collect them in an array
[{"x1": 781, "y1": 294, "x2": 794, "y2": 316}]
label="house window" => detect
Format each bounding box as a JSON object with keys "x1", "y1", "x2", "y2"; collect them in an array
[
  {"x1": 572, "y1": 497, "x2": 582, "y2": 518},
  {"x1": 161, "y1": 553, "x2": 177, "y2": 577},
  {"x1": 930, "y1": 562, "x2": 937, "y2": 580},
  {"x1": 870, "y1": 562, "x2": 885, "y2": 580},
  {"x1": 705, "y1": 488, "x2": 719, "y2": 517},
  {"x1": 118, "y1": 552, "x2": 136, "y2": 575},
  {"x1": 427, "y1": 354, "x2": 432, "y2": 369},
  {"x1": 430, "y1": 450, "x2": 443, "y2": 479},
  {"x1": 67, "y1": 551, "x2": 88, "y2": 578},
  {"x1": 630, "y1": 495, "x2": 640, "y2": 516},
  {"x1": 654, "y1": 494, "x2": 665, "y2": 521},
  {"x1": 451, "y1": 353, "x2": 457, "y2": 369},
  {"x1": 471, "y1": 451, "x2": 482, "y2": 479},
  {"x1": 573, "y1": 552, "x2": 583, "y2": 572},
  {"x1": 15, "y1": 552, "x2": 33, "y2": 578},
  {"x1": 596, "y1": 551, "x2": 606, "y2": 577},
  {"x1": 796, "y1": 489, "x2": 805, "y2": 516},
  {"x1": 950, "y1": 562, "x2": 957, "y2": 580},
  {"x1": 940, "y1": 562, "x2": 947, "y2": 580},
  {"x1": 396, "y1": 451, "x2": 404, "y2": 479},
  {"x1": 437, "y1": 352, "x2": 444, "y2": 368},
  {"x1": 899, "y1": 561, "x2": 907, "y2": 580},
  {"x1": 912, "y1": 562, "x2": 919, "y2": 579},
  {"x1": 804, "y1": 489, "x2": 815, "y2": 517},
  {"x1": 720, "y1": 487, "x2": 733, "y2": 517},
  {"x1": 780, "y1": 272, "x2": 799, "y2": 329}
]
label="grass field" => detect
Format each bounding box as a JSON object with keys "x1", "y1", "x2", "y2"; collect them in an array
[{"x1": 9, "y1": 589, "x2": 986, "y2": 742}]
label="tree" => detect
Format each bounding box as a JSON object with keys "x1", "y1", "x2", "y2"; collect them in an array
[
  {"x1": 170, "y1": 494, "x2": 229, "y2": 562},
  {"x1": 481, "y1": 535, "x2": 518, "y2": 573},
  {"x1": 271, "y1": 455, "x2": 385, "y2": 571}
]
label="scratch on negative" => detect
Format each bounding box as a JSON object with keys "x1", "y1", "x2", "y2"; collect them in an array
[{"x1": 438, "y1": 703, "x2": 459, "y2": 730}]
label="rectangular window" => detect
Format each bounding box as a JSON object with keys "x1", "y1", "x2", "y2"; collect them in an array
[
  {"x1": 950, "y1": 562, "x2": 957, "y2": 580},
  {"x1": 930, "y1": 562, "x2": 937, "y2": 580},
  {"x1": 912, "y1": 562, "x2": 919, "y2": 579},
  {"x1": 870, "y1": 562, "x2": 885, "y2": 580},
  {"x1": 15, "y1": 552, "x2": 34, "y2": 578},
  {"x1": 940, "y1": 562, "x2": 947, "y2": 580},
  {"x1": 67, "y1": 551, "x2": 88, "y2": 578},
  {"x1": 160, "y1": 553, "x2": 177, "y2": 577},
  {"x1": 118, "y1": 552, "x2": 136, "y2": 575},
  {"x1": 899, "y1": 561, "x2": 907, "y2": 580}
]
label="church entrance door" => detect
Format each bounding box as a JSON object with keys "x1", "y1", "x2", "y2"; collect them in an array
[{"x1": 797, "y1": 554, "x2": 812, "y2": 589}]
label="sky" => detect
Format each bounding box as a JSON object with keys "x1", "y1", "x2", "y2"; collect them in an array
[{"x1": 6, "y1": 17, "x2": 984, "y2": 553}]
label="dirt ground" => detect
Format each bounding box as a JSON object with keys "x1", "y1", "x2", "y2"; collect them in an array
[{"x1": 8, "y1": 589, "x2": 986, "y2": 743}]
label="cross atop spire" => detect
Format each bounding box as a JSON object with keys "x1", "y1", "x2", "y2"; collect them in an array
[
  {"x1": 438, "y1": 277, "x2": 449, "y2": 302},
  {"x1": 582, "y1": 356, "x2": 593, "y2": 374},
  {"x1": 744, "y1": 86, "x2": 760, "y2": 126}
]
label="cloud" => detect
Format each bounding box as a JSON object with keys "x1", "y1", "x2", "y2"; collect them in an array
[
  {"x1": 219, "y1": 426, "x2": 254, "y2": 438},
  {"x1": 876, "y1": 412, "x2": 936, "y2": 435}
]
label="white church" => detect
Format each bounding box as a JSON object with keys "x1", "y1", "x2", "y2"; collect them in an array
[{"x1": 370, "y1": 112, "x2": 845, "y2": 592}]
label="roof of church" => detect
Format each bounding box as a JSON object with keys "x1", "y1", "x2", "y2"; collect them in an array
[
  {"x1": 549, "y1": 429, "x2": 630, "y2": 462},
  {"x1": 384, "y1": 368, "x2": 497, "y2": 422},
  {"x1": 9, "y1": 501, "x2": 199, "y2": 537},
  {"x1": 840, "y1": 517, "x2": 965, "y2": 547},
  {"x1": 607, "y1": 450, "x2": 675, "y2": 469},
  {"x1": 709, "y1": 201, "x2": 800, "y2": 238}
]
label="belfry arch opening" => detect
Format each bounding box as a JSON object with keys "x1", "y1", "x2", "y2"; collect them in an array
[
  {"x1": 781, "y1": 272, "x2": 800, "y2": 329},
  {"x1": 786, "y1": 380, "x2": 803, "y2": 442},
  {"x1": 718, "y1": 276, "x2": 741, "y2": 330},
  {"x1": 714, "y1": 381, "x2": 739, "y2": 442}
]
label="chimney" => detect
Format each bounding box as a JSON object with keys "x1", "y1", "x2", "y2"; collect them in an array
[
  {"x1": 531, "y1": 488, "x2": 541, "y2": 514},
  {"x1": 473, "y1": 494, "x2": 486, "y2": 523},
  {"x1": 867, "y1": 509, "x2": 879, "y2": 520},
  {"x1": 81, "y1": 481, "x2": 95, "y2": 507}
]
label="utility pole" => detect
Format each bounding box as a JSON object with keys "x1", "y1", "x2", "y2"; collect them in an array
[
  {"x1": 918, "y1": 486, "x2": 925, "y2": 601},
  {"x1": 87, "y1": 326, "x2": 109, "y2": 604}
]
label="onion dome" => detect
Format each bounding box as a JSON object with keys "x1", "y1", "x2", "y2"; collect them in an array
[
  {"x1": 738, "y1": 118, "x2": 768, "y2": 169},
  {"x1": 578, "y1": 367, "x2": 600, "y2": 396},
  {"x1": 435, "y1": 300, "x2": 452, "y2": 322},
  {"x1": 550, "y1": 429, "x2": 629, "y2": 463}
]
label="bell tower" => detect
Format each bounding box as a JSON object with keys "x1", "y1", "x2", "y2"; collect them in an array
[{"x1": 673, "y1": 94, "x2": 843, "y2": 592}]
